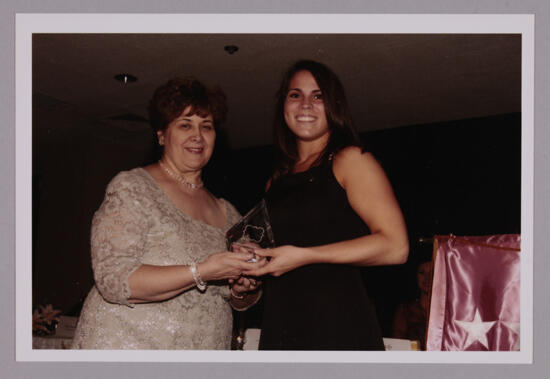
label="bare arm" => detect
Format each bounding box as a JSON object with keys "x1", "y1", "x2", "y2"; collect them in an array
[
  {"x1": 128, "y1": 264, "x2": 196, "y2": 303},
  {"x1": 244, "y1": 147, "x2": 409, "y2": 277},
  {"x1": 127, "y1": 251, "x2": 262, "y2": 303}
]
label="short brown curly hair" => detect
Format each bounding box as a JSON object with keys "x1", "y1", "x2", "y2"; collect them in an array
[{"x1": 148, "y1": 77, "x2": 227, "y2": 134}]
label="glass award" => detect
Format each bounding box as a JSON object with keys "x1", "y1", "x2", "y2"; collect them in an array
[{"x1": 226, "y1": 199, "x2": 275, "y2": 259}]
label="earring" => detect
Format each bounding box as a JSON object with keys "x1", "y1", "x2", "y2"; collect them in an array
[{"x1": 159, "y1": 138, "x2": 164, "y2": 146}]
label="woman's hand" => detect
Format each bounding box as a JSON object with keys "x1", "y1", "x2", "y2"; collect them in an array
[
  {"x1": 229, "y1": 275, "x2": 263, "y2": 311},
  {"x1": 228, "y1": 242, "x2": 266, "y2": 294},
  {"x1": 226, "y1": 242, "x2": 266, "y2": 310},
  {"x1": 242, "y1": 245, "x2": 311, "y2": 277},
  {"x1": 230, "y1": 276, "x2": 262, "y2": 294},
  {"x1": 198, "y1": 251, "x2": 263, "y2": 282},
  {"x1": 231, "y1": 241, "x2": 264, "y2": 262}
]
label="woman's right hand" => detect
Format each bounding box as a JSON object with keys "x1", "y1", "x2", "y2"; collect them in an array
[{"x1": 197, "y1": 251, "x2": 264, "y2": 282}]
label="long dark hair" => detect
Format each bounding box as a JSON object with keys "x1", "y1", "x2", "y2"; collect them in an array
[{"x1": 272, "y1": 60, "x2": 363, "y2": 177}]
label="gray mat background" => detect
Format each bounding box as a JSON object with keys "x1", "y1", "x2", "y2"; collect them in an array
[{"x1": 2, "y1": 1, "x2": 548, "y2": 378}]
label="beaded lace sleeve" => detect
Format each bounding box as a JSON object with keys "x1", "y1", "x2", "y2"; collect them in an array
[
  {"x1": 90, "y1": 172, "x2": 150, "y2": 307},
  {"x1": 223, "y1": 199, "x2": 242, "y2": 229}
]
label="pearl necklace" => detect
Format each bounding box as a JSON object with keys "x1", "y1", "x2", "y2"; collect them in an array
[{"x1": 158, "y1": 160, "x2": 203, "y2": 190}]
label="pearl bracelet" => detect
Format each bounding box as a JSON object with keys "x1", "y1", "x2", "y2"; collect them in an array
[{"x1": 189, "y1": 264, "x2": 207, "y2": 292}]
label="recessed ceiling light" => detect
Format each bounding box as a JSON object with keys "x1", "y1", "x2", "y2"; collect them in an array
[
  {"x1": 224, "y1": 45, "x2": 239, "y2": 55},
  {"x1": 114, "y1": 74, "x2": 138, "y2": 84}
]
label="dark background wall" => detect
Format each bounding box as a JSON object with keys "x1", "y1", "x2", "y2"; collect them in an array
[
  {"x1": 33, "y1": 91, "x2": 521, "y2": 336},
  {"x1": 361, "y1": 113, "x2": 521, "y2": 334}
]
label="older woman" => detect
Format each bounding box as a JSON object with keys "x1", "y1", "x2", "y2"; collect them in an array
[
  {"x1": 244, "y1": 60, "x2": 409, "y2": 350},
  {"x1": 72, "y1": 77, "x2": 262, "y2": 350}
]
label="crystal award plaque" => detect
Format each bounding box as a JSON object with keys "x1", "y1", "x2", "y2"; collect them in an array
[{"x1": 226, "y1": 199, "x2": 275, "y2": 254}]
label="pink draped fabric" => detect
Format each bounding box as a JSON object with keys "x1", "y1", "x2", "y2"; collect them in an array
[{"x1": 426, "y1": 234, "x2": 521, "y2": 351}]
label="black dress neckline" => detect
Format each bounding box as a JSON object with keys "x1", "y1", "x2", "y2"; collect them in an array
[{"x1": 279, "y1": 154, "x2": 333, "y2": 180}]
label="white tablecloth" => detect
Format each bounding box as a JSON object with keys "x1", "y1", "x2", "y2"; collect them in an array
[{"x1": 243, "y1": 328, "x2": 419, "y2": 351}]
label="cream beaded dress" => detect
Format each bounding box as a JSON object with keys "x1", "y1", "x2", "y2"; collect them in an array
[{"x1": 71, "y1": 168, "x2": 241, "y2": 349}]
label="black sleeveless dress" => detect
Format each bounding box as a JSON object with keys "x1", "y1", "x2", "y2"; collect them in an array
[{"x1": 259, "y1": 158, "x2": 385, "y2": 350}]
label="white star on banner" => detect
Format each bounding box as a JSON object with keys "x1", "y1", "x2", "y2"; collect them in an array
[
  {"x1": 501, "y1": 320, "x2": 521, "y2": 351},
  {"x1": 454, "y1": 309, "x2": 496, "y2": 349}
]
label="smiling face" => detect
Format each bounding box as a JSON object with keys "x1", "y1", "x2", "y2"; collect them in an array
[
  {"x1": 283, "y1": 70, "x2": 330, "y2": 144},
  {"x1": 157, "y1": 106, "x2": 216, "y2": 173}
]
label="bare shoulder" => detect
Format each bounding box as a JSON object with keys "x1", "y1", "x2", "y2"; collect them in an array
[
  {"x1": 333, "y1": 147, "x2": 385, "y2": 187},
  {"x1": 333, "y1": 146, "x2": 379, "y2": 167},
  {"x1": 333, "y1": 145, "x2": 362, "y2": 160}
]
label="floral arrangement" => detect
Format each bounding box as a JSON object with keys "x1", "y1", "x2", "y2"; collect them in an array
[{"x1": 32, "y1": 304, "x2": 62, "y2": 336}]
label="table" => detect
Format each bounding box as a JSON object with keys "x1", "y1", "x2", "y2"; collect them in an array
[{"x1": 32, "y1": 316, "x2": 77, "y2": 350}]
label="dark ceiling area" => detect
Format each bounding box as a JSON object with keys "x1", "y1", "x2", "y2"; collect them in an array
[{"x1": 33, "y1": 33, "x2": 521, "y2": 149}]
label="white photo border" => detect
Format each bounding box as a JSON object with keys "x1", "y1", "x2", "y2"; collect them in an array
[{"x1": 16, "y1": 13, "x2": 534, "y2": 363}]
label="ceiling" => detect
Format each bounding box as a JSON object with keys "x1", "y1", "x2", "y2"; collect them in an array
[{"x1": 33, "y1": 33, "x2": 521, "y2": 149}]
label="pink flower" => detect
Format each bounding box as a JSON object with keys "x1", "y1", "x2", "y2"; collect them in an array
[{"x1": 38, "y1": 304, "x2": 62, "y2": 324}]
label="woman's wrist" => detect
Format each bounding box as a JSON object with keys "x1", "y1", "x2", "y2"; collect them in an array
[
  {"x1": 195, "y1": 261, "x2": 211, "y2": 282},
  {"x1": 297, "y1": 246, "x2": 317, "y2": 266},
  {"x1": 189, "y1": 264, "x2": 207, "y2": 292}
]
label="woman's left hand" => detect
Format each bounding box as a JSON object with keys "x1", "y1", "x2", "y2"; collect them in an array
[
  {"x1": 242, "y1": 245, "x2": 310, "y2": 277},
  {"x1": 228, "y1": 241, "x2": 266, "y2": 294},
  {"x1": 230, "y1": 276, "x2": 262, "y2": 294}
]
